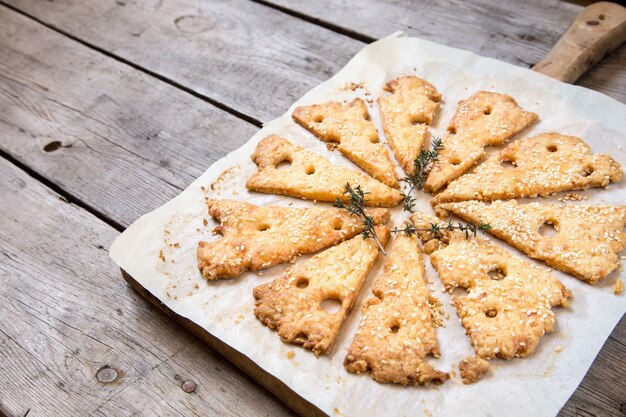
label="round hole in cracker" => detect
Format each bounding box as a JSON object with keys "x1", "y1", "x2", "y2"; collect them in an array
[
  {"x1": 321, "y1": 297, "x2": 342, "y2": 314},
  {"x1": 581, "y1": 165, "x2": 595, "y2": 177},
  {"x1": 538, "y1": 220, "x2": 558, "y2": 237},
  {"x1": 450, "y1": 156, "x2": 462, "y2": 165},
  {"x1": 257, "y1": 223, "x2": 271, "y2": 232},
  {"x1": 448, "y1": 127, "x2": 457, "y2": 135},
  {"x1": 295, "y1": 277, "x2": 309, "y2": 289},
  {"x1": 485, "y1": 308, "x2": 498, "y2": 318},
  {"x1": 410, "y1": 115, "x2": 428, "y2": 126},
  {"x1": 483, "y1": 106, "x2": 492, "y2": 115},
  {"x1": 547, "y1": 144, "x2": 558, "y2": 153},
  {"x1": 313, "y1": 114, "x2": 324, "y2": 123},
  {"x1": 500, "y1": 159, "x2": 516, "y2": 170},
  {"x1": 332, "y1": 218, "x2": 343, "y2": 231},
  {"x1": 275, "y1": 159, "x2": 292, "y2": 170},
  {"x1": 487, "y1": 265, "x2": 507, "y2": 280},
  {"x1": 389, "y1": 325, "x2": 400, "y2": 333},
  {"x1": 305, "y1": 165, "x2": 316, "y2": 175}
]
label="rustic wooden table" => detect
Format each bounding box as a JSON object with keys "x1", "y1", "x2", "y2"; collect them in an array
[{"x1": 0, "y1": 0, "x2": 624, "y2": 416}]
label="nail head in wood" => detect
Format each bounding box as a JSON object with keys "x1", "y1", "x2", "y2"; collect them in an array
[
  {"x1": 182, "y1": 380, "x2": 196, "y2": 393},
  {"x1": 96, "y1": 366, "x2": 118, "y2": 383}
]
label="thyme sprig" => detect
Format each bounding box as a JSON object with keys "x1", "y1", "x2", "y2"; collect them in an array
[
  {"x1": 334, "y1": 183, "x2": 386, "y2": 255},
  {"x1": 401, "y1": 138, "x2": 443, "y2": 213},
  {"x1": 392, "y1": 221, "x2": 492, "y2": 238}
]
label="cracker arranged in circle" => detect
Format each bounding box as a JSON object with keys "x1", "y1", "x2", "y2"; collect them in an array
[
  {"x1": 425, "y1": 91, "x2": 538, "y2": 193},
  {"x1": 246, "y1": 135, "x2": 402, "y2": 207},
  {"x1": 292, "y1": 98, "x2": 399, "y2": 188},
  {"x1": 253, "y1": 226, "x2": 390, "y2": 356},
  {"x1": 197, "y1": 199, "x2": 390, "y2": 280},
  {"x1": 344, "y1": 227, "x2": 449, "y2": 385},
  {"x1": 378, "y1": 76, "x2": 441, "y2": 175},
  {"x1": 432, "y1": 133, "x2": 623, "y2": 206},
  {"x1": 411, "y1": 212, "x2": 571, "y2": 360},
  {"x1": 436, "y1": 200, "x2": 626, "y2": 284}
]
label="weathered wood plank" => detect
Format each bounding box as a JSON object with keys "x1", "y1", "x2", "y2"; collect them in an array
[
  {"x1": 560, "y1": 329, "x2": 626, "y2": 417},
  {"x1": 2, "y1": 0, "x2": 363, "y2": 122},
  {"x1": 0, "y1": 4, "x2": 258, "y2": 228},
  {"x1": 0, "y1": 157, "x2": 295, "y2": 417},
  {"x1": 5, "y1": 0, "x2": 624, "y2": 116},
  {"x1": 261, "y1": 0, "x2": 626, "y2": 103},
  {"x1": 0, "y1": 3, "x2": 623, "y2": 416}
]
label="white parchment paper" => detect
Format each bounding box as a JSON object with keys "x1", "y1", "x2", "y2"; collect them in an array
[{"x1": 110, "y1": 33, "x2": 626, "y2": 417}]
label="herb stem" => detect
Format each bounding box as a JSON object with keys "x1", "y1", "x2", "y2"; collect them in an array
[{"x1": 334, "y1": 183, "x2": 386, "y2": 255}]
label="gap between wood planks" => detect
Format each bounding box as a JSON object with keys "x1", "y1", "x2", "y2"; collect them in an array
[
  {"x1": 0, "y1": 2, "x2": 624, "y2": 416},
  {"x1": 0, "y1": 148, "x2": 125, "y2": 232},
  {"x1": 0, "y1": 1, "x2": 264, "y2": 129}
]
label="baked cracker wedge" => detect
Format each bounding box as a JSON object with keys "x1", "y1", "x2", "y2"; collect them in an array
[
  {"x1": 378, "y1": 76, "x2": 441, "y2": 175},
  {"x1": 253, "y1": 225, "x2": 390, "y2": 356},
  {"x1": 411, "y1": 212, "x2": 571, "y2": 360},
  {"x1": 246, "y1": 135, "x2": 402, "y2": 207},
  {"x1": 344, "y1": 225, "x2": 449, "y2": 385},
  {"x1": 425, "y1": 91, "x2": 538, "y2": 193},
  {"x1": 436, "y1": 200, "x2": 626, "y2": 284},
  {"x1": 432, "y1": 133, "x2": 623, "y2": 206},
  {"x1": 197, "y1": 199, "x2": 389, "y2": 280},
  {"x1": 292, "y1": 98, "x2": 399, "y2": 188}
]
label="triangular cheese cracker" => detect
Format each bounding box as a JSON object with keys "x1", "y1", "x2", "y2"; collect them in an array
[
  {"x1": 292, "y1": 98, "x2": 399, "y2": 188},
  {"x1": 433, "y1": 133, "x2": 623, "y2": 206},
  {"x1": 425, "y1": 91, "x2": 537, "y2": 193},
  {"x1": 344, "y1": 226, "x2": 449, "y2": 385},
  {"x1": 378, "y1": 76, "x2": 441, "y2": 175},
  {"x1": 197, "y1": 200, "x2": 389, "y2": 280},
  {"x1": 436, "y1": 200, "x2": 626, "y2": 284},
  {"x1": 411, "y1": 212, "x2": 571, "y2": 360},
  {"x1": 246, "y1": 135, "x2": 402, "y2": 207},
  {"x1": 254, "y1": 226, "x2": 390, "y2": 356}
]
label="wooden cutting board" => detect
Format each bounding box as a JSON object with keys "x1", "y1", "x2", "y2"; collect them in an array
[{"x1": 121, "y1": 2, "x2": 626, "y2": 416}]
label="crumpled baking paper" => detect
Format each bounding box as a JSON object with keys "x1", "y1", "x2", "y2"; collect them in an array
[{"x1": 110, "y1": 33, "x2": 626, "y2": 417}]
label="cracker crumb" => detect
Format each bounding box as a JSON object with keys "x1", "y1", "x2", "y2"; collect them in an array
[
  {"x1": 459, "y1": 355, "x2": 490, "y2": 384},
  {"x1": 159, "y1": 250, "x2": 165, "y2": 262},
  {"x1": 614, "y1": 278, "x2": 624, "y2": 295},
  {"x1": 558, "y1": 192, "x2": 587, "y2": 202},
  {"x1": 554, "y1": 345, "x2": 563, "y2": 353},
  {"x1": 287, "y1": 351, "x2": 295, "y2": 359},
  {"x1": 341, "y1": 82, "x2": 364, "y2": 91}
]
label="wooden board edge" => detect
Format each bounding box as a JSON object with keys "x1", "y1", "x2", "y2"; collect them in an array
[{"x1": 121, "y1": 269, "x2": 327, "y2": 417}]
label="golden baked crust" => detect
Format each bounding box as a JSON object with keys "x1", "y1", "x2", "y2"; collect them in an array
[
  {"x1": 459, "y1": 356, "x2": 490, "y2": 384},
  {"x1": 246, "y1": 135, "x2": 402, "y2": 207},
  {"x1": 410, "y1": 212, "x2": 571, "y2": 360},
  {"x1": 253, "y1": 226, "x2": 390, "y2": 356},
  {"x1": 378, "y1": 76, "x2": 441, "y2": 175},
  {"x1": 432, "y1": 133, "x2": 623, "y2": 206},
  {"x1": 197, "y1": 199, "x2": 390, "y2": 280},
  {"x1": 436, "y1": 200, "x2": 626, "y2": 284},
  {"x1": 425, "y1": 91, "x2": 538, "y2": 193},
  {"x1": 292, "y1": 98, "x2": 399, "y2": 188},
  {"x1": 344, "y1": 227, "x2": 449, "y2": 385}
]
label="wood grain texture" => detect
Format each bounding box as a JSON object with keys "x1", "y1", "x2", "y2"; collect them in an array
[
  {"x1": 0, "y1": 1, "x2": 624, "y2": 416},
  {"x1": 262, "y1": 0, "x2": 626, "y2": 103},
  {"x1": 0, "y1": 157, "x2": 295, "y2": 417},
  {"x1": 0, "y1": 4, "x2": 257, "y2": 228},
  {"x1": 2, "y1": 0, "x2": 363, "y2": 123}
]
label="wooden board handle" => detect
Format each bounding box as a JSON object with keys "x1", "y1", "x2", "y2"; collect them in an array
[{"x1": 532, "y1": 1, "x2": 626, "y2": 83}]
